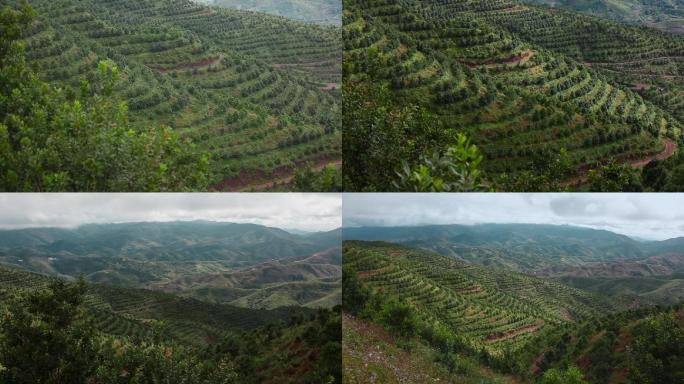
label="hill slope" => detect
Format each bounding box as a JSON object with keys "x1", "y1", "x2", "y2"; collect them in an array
[
  {"x1": 0, "y1": 265, "x2": 305, "y2": 345},
  {"x1": 13, "y1": 0, "x2": 341, "y2": 190},
  {"x1": 0, "y1": 222, "x2": 340, "y2": 284},
  {"x1": 344, "y1": 0, "x2": 684, "y2": 191},
  {"x1": 343, "y1": 224, "x2": 648, "y2": 273},
  {"x1": 343, "y1": 241, "x2": 622, "y2": 356}
]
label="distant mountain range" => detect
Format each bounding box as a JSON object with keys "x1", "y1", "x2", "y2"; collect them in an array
[
  {"x1": 207, "y1": 0, "x2": 342, "y2": 25},
  {"x1": 342, "y1": 224, "x2": 684, "y2": 276},
  {"x1": 0, "y1": 221, "x2": 341, "y2": 308},
  {"x1": 523, "y1": 0, "x2": 684, "y2": 34},
  {"x1": 343, "y1": 223, "x2": 684, "y2": 305}
]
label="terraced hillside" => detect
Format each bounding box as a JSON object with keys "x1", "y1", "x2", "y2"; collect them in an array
[
  {"x1": 343, "y1": 241, "x2": 620, "y2": 357},
  {"x1": 344, "y1": 0, "x2": 684, "y2": 191},
  {"x1": 0, "y1": 265, "x2": 341, "y2": 383},
  {"x1": 155, "y1": 247, "x2": 342, "y2": 309},
  {"x1": 13, "y1": 0, "x2": 341, "y2": 190},
  {"x1": 0, "y1": 266, "x2": 304, "y2": 345}
]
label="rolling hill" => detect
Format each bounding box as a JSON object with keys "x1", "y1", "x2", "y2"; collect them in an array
[
  {"x1": 155, "y1": 247, "x2": 342, "y2": 309},
  {"x1": 0, "y1": 265, "x2": 304, "y2": 345},
  {"x1": 523, "y1": 0, "x2": 684, "y2": 34},
  {"x1": 343, "y1": 224, "x2": 649, "y2": 273},
  {"x1": 210, "y1": 0, "x2": 342, "y2": 25},
  {"x1": 343, "y1": 0, "x2": 684, "y2": 191},
  {"x1": 0, "y1": 222, "x2": 342, "y2": 309},
  {"x1": 342, "y1": 240, "x2": 684, "y2": 383},
  {"x1": 343, "y1": 241, "x2": 621, "y2": 356},
  {"x1": 0, "y1": 265, "x2": 341, "y2": 383},
  {"x1": 10, "y1": 0, "x2": 341, "y2": 190}
]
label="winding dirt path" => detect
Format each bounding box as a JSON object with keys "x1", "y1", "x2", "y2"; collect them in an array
[
  {"x1": 563, "y1": 138, "x2": 676, "y2": 187},
  {"x1": 631, "y1": 138, "x2": 676, "y2": 168}
]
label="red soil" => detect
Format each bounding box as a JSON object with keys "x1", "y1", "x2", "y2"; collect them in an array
[
  {"x1": 212, "y1": 155, "x2": 341, "y2": 191},
  {"x1": 631, "y1": 138, "x2": 676, "y2": 168},
  {"x1": 485, "y1": 320, "x2": 544, "y2": 344}
]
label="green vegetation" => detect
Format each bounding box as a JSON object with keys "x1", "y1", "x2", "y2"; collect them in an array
[
  {"x1": 342, "y1": 224, "x2": 648, "y2": 273},
  {"x1": 3, "y1": 0, "x2": 340, "y2": 191},
  {"x1": 343, "y1": 0, "x2": 684, "y2": 191},
  {"x1": 0, "y1": 222, "x2": 342, "y2": 309},
  {"x1": 0, "y1": 271, "x2": 341, "y2": 383},
  {"x1": 210, "y1": 0, "x2": 342, "y2": 25},
  {"x1": 1, "y1": 2, "x2": 208, "y2": 191},
  {"x1": 342, "y1": 240, "x2": 684, "y2": 383}
]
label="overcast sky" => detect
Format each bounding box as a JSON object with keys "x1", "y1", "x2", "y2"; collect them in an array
[
  {"x1": 0, "y1": 194, "x2": 341, "y2": 232},
  {"x1": 343, "y1": 193, "x2": 684, "y2": 240}
]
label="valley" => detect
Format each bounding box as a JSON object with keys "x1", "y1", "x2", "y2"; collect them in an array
[
  {"x1": 0, "y1": 216, "x2": 342, "y2": 383},
  {"x1": 0, "y1": 221, "x2": 342, "y2": 309},
  {"x1": 342, "y1": 213, "x2": 684, "y2": 383},
  {"x1": 208, "y1": 0, "x2": 342, "y2": 25}
]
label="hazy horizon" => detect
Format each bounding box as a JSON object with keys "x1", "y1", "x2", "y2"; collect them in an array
[
  {"x1": 0, "y1": 193, "x2": 341, "y2": 232},
  {"x1": 343, "y1": 193, "x2": 684, "y2": 241}
]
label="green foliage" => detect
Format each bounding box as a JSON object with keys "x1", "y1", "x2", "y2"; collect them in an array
[
  {"x1": 293, "y1": 163, "x2": 342, "y2": 192},
  {"x1": 541, "y1": 366, "x2": 588, "y2": 384},
  {"x1": 344, "y1": 0, "x2": 683, "y2": 191},
  {"x1": 587, "y1": 160, "x2": 643, "y2": 192},
  {"x1": 0, "y1": 278, "x2": 97, "y2": 384},
  {"x1": 394, "y1": 134, "x2": 489, "y2": 192},
  {"x1": 0, "y1": 268, "x2": 340, "y2": 384},
  {"x1": 0, "y1": 2, "x2": 209, "y2": 191},
  {"x1": 628, "y1": 310, "x2": 684, "y2": 384},
  {"x1": 341, "y1": 265, "x2": 369, "y2": 315},
  {"x1": 343, "y1": 78, "x2": 481, "y2": 191},
  {"x1": 379, "y1": 298, "x2": 418, "y2": 338},
  {"x1": 497, "y1": 148, "x2": 571, "y2": 192}
]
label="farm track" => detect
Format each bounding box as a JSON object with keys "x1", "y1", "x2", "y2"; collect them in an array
[
  {"x1": 214, "y1": 158, "x2": 342, "y2": 191},
  {"x1": 564, "y1": 138, "x2": 677, "y2": 187}
]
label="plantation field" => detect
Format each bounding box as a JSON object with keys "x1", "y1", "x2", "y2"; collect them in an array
[
  {"x1": 0, "y1": 266, "x2": 306, "y2": 345},
  {"x1": 344, "y1": 0, "x2": 684, "y2": 191},
  {"x1": 343, "y1": 241, "x2": 619, "y2": 357},
  {"x1": 13, "y1": 0, "x2": 341, "y2": 190}
]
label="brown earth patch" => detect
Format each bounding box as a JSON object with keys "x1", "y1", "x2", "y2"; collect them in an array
[
  {"x1": 212, "y1": 155, "x2": 341, "y2": 192},
  {"x1": 485, "y1": 320, "x2": 544, "y2": 344}
]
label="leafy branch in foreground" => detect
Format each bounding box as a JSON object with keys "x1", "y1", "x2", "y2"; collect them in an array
[
  {"x1": 0, "y1": 2, "x2": 209, "y2": 191},
  {"x1": 394, "y1": 134, "x2": 489, "y2": 192}
]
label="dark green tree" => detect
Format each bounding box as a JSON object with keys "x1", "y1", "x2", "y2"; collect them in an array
[{"x1": 0, "y1": 278, "x2": 97, "y2": 384}]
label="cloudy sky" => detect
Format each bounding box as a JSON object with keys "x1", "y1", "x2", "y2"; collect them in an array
[
  {"x1": 0, "y1": 194, "x2": 341, "y2": 232},
  {"x1": 343, "y1": 193, "x2": 684, "y2": 240}
]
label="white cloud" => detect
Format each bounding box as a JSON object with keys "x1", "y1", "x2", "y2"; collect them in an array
[
  {"x1": 0, "y1": 193, "x2": 341, "y2": 232},
  {"x1": 343, "y1": 193, "x2": 684, "y2": 240}
]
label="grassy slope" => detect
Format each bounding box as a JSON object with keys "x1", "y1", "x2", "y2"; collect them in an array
[{"x1": 343, "y1": 314, "x2": 517, "y2": 384}]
